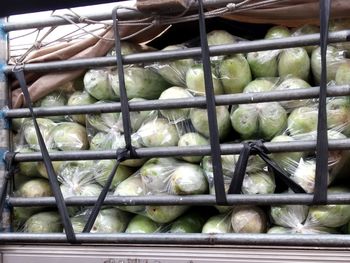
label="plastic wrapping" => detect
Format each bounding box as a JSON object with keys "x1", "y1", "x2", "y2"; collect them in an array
[
  {"x1": 335, "y1": 61, "x2": 350, "y2": 85},
  {"x1": 125, "y1": 214, "x2": 162, "y2": 234},
  {"x1": 67, "y1": 91, "x2": 97, "y2": 125},
  {"x1": 185, "y1": 64, "x2": 224, "y2": 96},
  {"x1": 274, "y1": 77, "x2": 313, "y2": 111},
  {"x1": 287, "y1": 97, "x2": 350, "y2": 137},
  {"x1": 18, "y1": 118, "x2": 89, "y2": 151},
  {"x1": 84, "y1": 68, "x2": 118, "y2": 101},
  {"x1": 190, "y1": 106, "x2": 231, "y2": 141},
  {"x1": 114, "y1": 157, "x2": 208, "y2": 223},
  {"x1": 23, "y1": 211, "x2": 62, "y2": 233},
  {"x1": 270, "y1": 131, "x2": 347, "y2": 193},
  {"x1": 201, "y1": 206, "x2": 267, "y2": 234},
  {"x1": 153, "y1": 44, "x2": 195, "y2": 87},
  {"x1": 218, "y1": 54, "x2": 252, "y2": 94},
  {"x1": 311, "y1": 45, "x2": 346, "y2": 84},
  {"x1": 247, "y1": 50, "x2": 280, "y2": 78},
  {"x1": 109, "y1": 66, "x2": 170, "y2": 100},
  {"x1": 15, "y1": 178, "x2": 53, "y2": 198},
  {"x1": 70, "y1": 208, "x2": 131, "y2": 233},
  {"x1": 278, "y1": 47, "x2": 310, "y2": 81},
  {"x1": 230, "y1": 102, "x2": 287, "y2": 140},
  {"x1": 34, "y1": 91, "x2": 67, "y2": 122},
  {"x1": 291, "y1": 25, "x2": 320, "y2": 54},
  {"x1": 270, "y1": 188, "x2": 350, "y2": 234},
  {"x1": 265, "y1": 26, "x2": 291, "y2": 39}
]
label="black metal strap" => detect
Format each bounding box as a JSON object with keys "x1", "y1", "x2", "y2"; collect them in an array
[
  {"x1": 313, "y1": 0, "x2": 331, "y2": 205},
  {"x1": 228, "y1": 140, "x2": 306, "y2": 195},
  {"x1": 197, "y1": 0, "x2": 226, "y2": 205},
  {"x1": 13, "y1": 69, "x2": 77, "y2": 243},
  {"x1": 0, "y1": 152, "x2": 18, "y2": 219}
]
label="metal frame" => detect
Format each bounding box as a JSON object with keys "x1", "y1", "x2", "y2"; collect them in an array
[{"x1": 1, "y1": 0, "x2": 350, "y2": 247}]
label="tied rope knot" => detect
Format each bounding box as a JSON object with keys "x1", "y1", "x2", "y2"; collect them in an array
[{"x1": 226, "y1": 3, "x2": 237, "y2": 12}]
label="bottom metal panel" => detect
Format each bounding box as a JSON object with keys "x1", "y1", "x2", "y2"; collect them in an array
[{"x1": 1, "y1": 245, "x2": 350, "y2": 263}]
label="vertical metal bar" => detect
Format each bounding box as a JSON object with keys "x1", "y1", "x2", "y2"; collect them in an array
[
  {"x1": 197, "y1": 0, "x2": 226, "y2": 204},
  {"x1": 0, "y1": 17, "x2": 11, "y2": 232}
]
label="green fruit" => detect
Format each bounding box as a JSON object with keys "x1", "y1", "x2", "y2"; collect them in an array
[
  {"x1": 35, "y1": 91, "x2": 67, "y2": 122},
  {"x1": 231, "y1": 102, "x2": 287, "y2": 140},
  {"x1": 51, "y1": 122, "x2": 89, "y2": 151},
  {"x1": 278, "y1": 48, "x2": 310, "y2": 81},
  {"x1": 202, "y1": 214, "x2": 232, "y2": 233},
  {"x1": 84, "y1": 69, "x2": 117, "y2": 101},
  {"x1": 86, "y1": 102, "x2": 121, "y2": 132},
  {"x1": 169, "y1": 164, "x2": 208, "y2": 195},
  {"x1": 16, "y1": 146, "x2": 38, "y2": 177},
  {"x1": 24, "y1": 211, "x2": 62, "y2": 233},
  {"x1": 16, "y1": 178, "x2": 52, "y2": 198},
  {"x1": 242, "y1": 171, "x2": 275, "y2": 195},
  {"x1": 185, "y1": 65, "x2": 224, "y2": 96},
  {"x1": 137, "y1": 118, "x2": 180, "y2": 147},
  {"x1": 155, "y1": 45, "x2": 195, "y2": 86},
  {"x1": 159, "y1": 87, "x2": 192, "y2": 122},
  {"x1": 243, "y1": 79, "x2": 275, "y2": 93},
  {"x1": 207, "y1": 30, "x2": 236, "y2": 46},
  {"x1": 67, "y1": 91, "x2": 97, "y2": 124},
  {"x1": 270, "y1": 204, "x2": 309, "y2": 228},
  {"x1": 270, "y1": 135, "x2": 305, "y2": 172},
  {"x1": 13, "y1": 207, "x2": 43, "y2": 231},
  {"x1": 275, "y1": 77, "x2": 312, "y2": 110},
  {"x1": 92, "y1": 208, "x2": 130, "y2": 233},
  {"x1": 247, "y1": 50, "x2": 279, "y2": 78},
  {"x1": 306, "y1": 187, "x2": 350, "y2": 228},
  {"x1": 231, "y1": 206, "x2": 267, "y2": 233},
  {"x1": 170, "y1": 211, "x2": 206, "y2": 233},
  {"x1": 219, "y1": 55, "x2": 252, "y2": 94},
  {"x1": 145, "y1": 205, "x2": 188, "y2": 224},
  {"x1": 140, "y1": 157, "x2": 178, "y2": 193},
  {"x1": 190, "y1": 106, "x2": 231, "y2": 141},
  {"x1": 287, "y1": 106, "x2": 318, "y2": 136},
  {"x1": 265, "y1": 26, "x2": 291, "y2": 39},
  {"x1": 114, "y1": 175, "x2": 145, "y2": 213},
  {"x1": 336, "y1": 62, "x2": 350, "y2": 85},
  {"x1": 178, "y1": 132, "x2": 209, "y2": 163},
  {"x1": 291, "y1": 25, "x2": 320, "y2": 54},
  {"x1": 126, "y1": 215, "x2": 160, "y2": 234},
  {"x1": 311, "y1": 46, "x2": 346, "y2": 84},
  {"x1": 23, "y1": 118, "x2": 56, "y2": 151},
  {"x1": 109, "y1": 66, "x2": 170, "y2": 99},
  {"x1": 94, "y1": 160, "x2": 133, "y2": 190}
]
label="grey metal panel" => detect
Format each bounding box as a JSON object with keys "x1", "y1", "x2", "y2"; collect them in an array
[{"x1": 2, "y1": 245, "x2": 350, "y2": 263}]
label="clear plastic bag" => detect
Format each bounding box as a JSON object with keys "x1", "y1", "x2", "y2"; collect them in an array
[
  {"x1": 202, "y1": 206, "x2": 267, "y2": 234},
  {"x1": 70, "y1": 207, "x2": 131, "y2": 233},
  {"x1": 113, "y1": 157, "x2": 209, "y2": 223}
]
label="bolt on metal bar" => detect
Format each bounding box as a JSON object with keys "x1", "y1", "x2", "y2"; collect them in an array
[
  {"x1": 11, "y1": 139, "x2": 350, "y2": 162},
  {"x1": 2, "y1": 0, "x2": 236, "y2": 32},
  {"x1": 0, "y1": 233, "x2": 350, "y2": 247},
  {"x1": 3, "y1": 30, "x2": 350, "y2": 73},
  {"x1": 4, "y1": 85, "x2": 350, "y2": 118},
  {"x1": 8, "y1": 193, "x2": 350, "y2": 207}
]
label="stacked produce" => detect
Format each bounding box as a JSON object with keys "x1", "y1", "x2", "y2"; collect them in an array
[{"x1": 12, "y1": 21, "x2": 350, "y2": 234}]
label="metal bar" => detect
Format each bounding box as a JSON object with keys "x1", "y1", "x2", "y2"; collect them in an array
[
  {"x1": 11, "y1": 139, "x2": 350, "y2": 162},
  {"x1": 8, "y1": 193, "x2": 350, "y2": 207},
  {"x1": 2, "y1": 0, "x2": 236, "y2": 32},
  {"x1": 3, "y1": 30, "x2": 350, "y2": 73},
  {"x1": 0, "y1": 18, "x2": 11, "y2": 232},
  {"x1": 5, "y1": 85, "x2": 350, "y2": 118},
  {"x1": 0, "y1": 233, "x2": 350, "y2": 247}
]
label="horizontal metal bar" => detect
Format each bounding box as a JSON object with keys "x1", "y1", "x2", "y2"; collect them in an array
[
  {"x1": 0, "y1": 233, "x2": 350, "y2": 247},
  {"x1": 4, "y1": 31, "x2": 350, "y2": 73},
  {"x1": 5, "y1": 85, "x2": 350, "y2": 118},
  {"x1": 11, "y1": 139, "x2": 350, "y2": 162},
  {"x1": 2, "y1": 0, "x2": 234, "y2": 32},
  {"x1": 8, "y1": 193, "x2": 350, "y2": 207}
]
